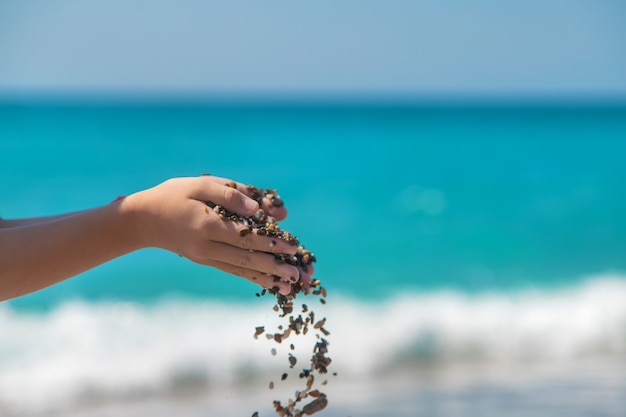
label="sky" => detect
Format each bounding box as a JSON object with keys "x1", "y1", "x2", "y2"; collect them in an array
[{"x1": 1, "y1": 0, "x2": 625, "y2": 100}]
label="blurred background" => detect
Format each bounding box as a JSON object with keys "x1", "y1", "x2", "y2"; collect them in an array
[{"x1": 1, "y1": 1, "x2": 626, "y2": 416}]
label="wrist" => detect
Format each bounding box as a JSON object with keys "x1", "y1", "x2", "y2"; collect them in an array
[{"x1": 114, "y1": 192, "x2": 151, "y2": 251}]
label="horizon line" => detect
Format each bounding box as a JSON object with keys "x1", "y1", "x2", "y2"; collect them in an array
[{"x1": 2, "y1": 90, "x2": 626, "y2": 108}]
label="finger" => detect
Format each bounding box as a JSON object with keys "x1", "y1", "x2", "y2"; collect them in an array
[
  {"x1": 212, "y1": 218, "x2": 298, "y2": 255},
  {"x1": 192, "y1": 177, "x2": 259, "y2": 217},
  {"x1": 202, "y1": 175, "x2": 287, "y2": 220},
  {"x1": 220, "y1": 184, "x2": 260, "y2": 216},
  {"x1": 299, "y1": 268, "x2": 313, "y2": 286},
  {"x1": 206, "y1": 242, "x2": 299, "y2": 283},
  {"x1": 201, "y1": 175, "x2": 255, "y2": 200},
  {"x1": 262, "y1": 197, "x2": 288, "y2": 221},
  {"x1": 208, "y1": 259, "x2": 292, "y2": 296},
  {"x1": 301, "y1": 263, "x2": 315, "y2": 276}
]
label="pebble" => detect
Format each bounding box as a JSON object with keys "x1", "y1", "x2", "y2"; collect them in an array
[{"x1": 210, "y1": 183, "x2": 332, "y2": 417}]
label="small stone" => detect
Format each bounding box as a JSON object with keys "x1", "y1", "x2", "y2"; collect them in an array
[
  {"x1": 313, "y1": 318, "x2": 326, "y2": 329},
  {"x1": 302, "y1": 394, "x2": 328, "y2": 415},
  {"x1": 214, "y1": 182, "x2": 330, "y2": 416},
  {"x1": 288, "y1": 353, "x2": 297, "y2": 368},
  {"x1": 254, "y1": 326, "x2": 265, "y2": 338}
]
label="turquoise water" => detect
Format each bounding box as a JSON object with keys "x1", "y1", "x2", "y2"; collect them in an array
[
  {"x1": 1, "y1": 101, "x2": 626, "y2": 416},
  {"x1": 2, "y1": 103, "x2": 626, "y2": 305}
]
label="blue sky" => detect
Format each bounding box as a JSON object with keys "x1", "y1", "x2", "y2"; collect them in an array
[{"x1": 1, "y1": 1, "x2": 625, "y2": 99}]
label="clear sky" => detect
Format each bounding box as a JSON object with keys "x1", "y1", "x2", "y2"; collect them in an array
[{"x1": 1, "y1": 0, "x2": 625, "y2": 99}]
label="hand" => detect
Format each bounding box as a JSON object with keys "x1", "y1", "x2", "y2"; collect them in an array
[
  {"x1": 126, "y1": 176, "x2": 302, "y2": 295},
  {"x1": 202, "y1": 175, "x2": 316, "y2": 291}
]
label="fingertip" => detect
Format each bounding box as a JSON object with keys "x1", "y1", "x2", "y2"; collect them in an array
[
  {"x1": 279, "y1": 282, "x2": 292, "y2": 296},
  {"x1": 218, "y1": 182, "x2": 260, "y2": 217},
  {"x1": 299, "y1": 271, "x2": 312, "y2": 287},
  {"x1": 268, "y1": 206, "x2": 288, "y2": 221},
  {"x1": 243, "y1": 197, "x2": 259, "y2": 214},
  {"x1": 287, "y1": 265, "x2": 299, "y2": 282},
  {"x1": 261, "y1": 197, "x2": 288, "y2": 221},
  {"x1": 284, "y1": 244, "x2": 298, "y2": 255}
]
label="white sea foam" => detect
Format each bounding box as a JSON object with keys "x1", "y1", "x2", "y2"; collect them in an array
[{"x1": 1, "y1": 273, "x2": 626, "y2": 414}]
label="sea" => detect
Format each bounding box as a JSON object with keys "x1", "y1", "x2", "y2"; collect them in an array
[{"x1": 1, "y1": 99, "x2": 625, "y2": 417}]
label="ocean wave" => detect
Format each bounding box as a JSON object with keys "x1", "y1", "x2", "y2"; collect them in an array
[{"x1": 1, "y1": 273, "x2": 626, "y2": 413}]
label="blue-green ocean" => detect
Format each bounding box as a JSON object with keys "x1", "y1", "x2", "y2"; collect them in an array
[{"x1": 1, "y1": 101, "x2": 626, "y2": 416}]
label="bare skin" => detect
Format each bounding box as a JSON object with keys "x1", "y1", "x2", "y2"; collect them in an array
[{"x1": 0, "y1": 175, "x2": 309, "y2": 301}]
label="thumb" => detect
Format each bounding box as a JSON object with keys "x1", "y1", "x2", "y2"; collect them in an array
[
  {"x1": 220, "y1": 185, "x2": 259, "y2": 216},
  {"x1": 193, "y1": 177, "x2": 259, "y2": 216}
]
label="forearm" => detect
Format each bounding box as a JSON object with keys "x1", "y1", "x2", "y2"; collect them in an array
[
  {"x1": 0, "y1": 200, "x2": 141, "y2": 301},
  {"x1": 0, "y1": 211, "x2": 89, "y2": 229}
]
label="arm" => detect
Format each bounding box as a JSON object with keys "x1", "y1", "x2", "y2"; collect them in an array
[
  {"x1": 0, "y1": 176, "x2": 304, "y2": 301},
  {"x1": 0, "y1": 211, "x2": 89, "y2": 228},
  {"x1": 0, "y1": 202, "x2": 139, "y2": 300}
]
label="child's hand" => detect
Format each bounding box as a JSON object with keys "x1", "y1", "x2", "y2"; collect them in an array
[{"x1": 126, "y1": 176, "x2": 300, "y2": 295}]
